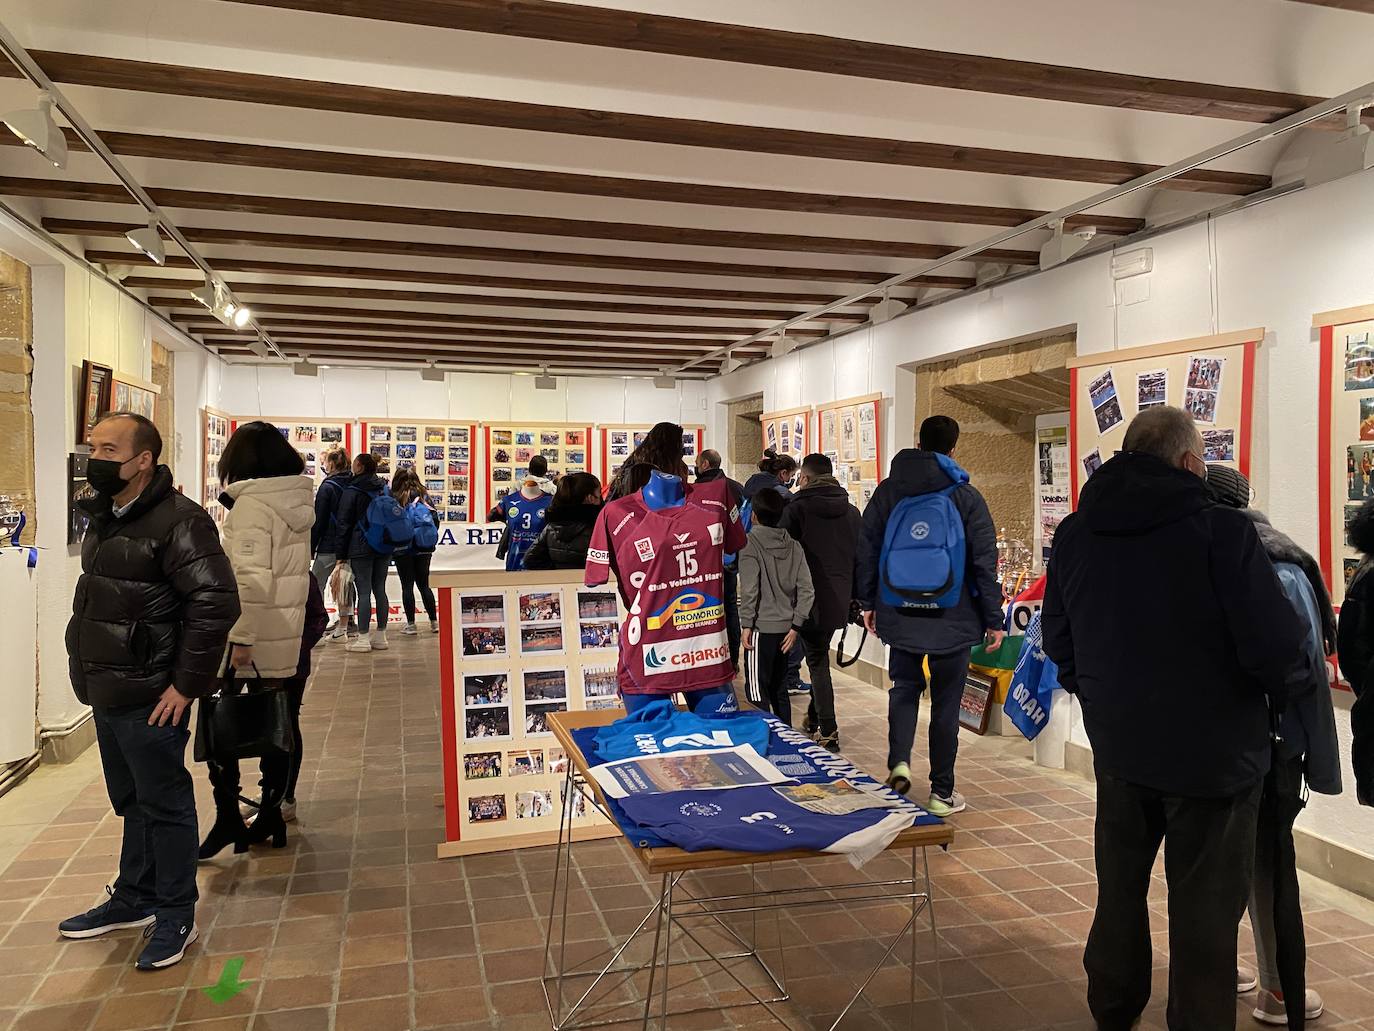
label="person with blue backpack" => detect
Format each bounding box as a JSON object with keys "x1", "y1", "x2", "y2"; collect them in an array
[
  {"x1": 855, "y1": 415, "x2": 1005, "y2": 817},
  {"x1": 389, "y1": 468, "x2": 441, "y2": 635},
  {"x1": 333, "y1": 452, "x2": 413, "y2": 653}
]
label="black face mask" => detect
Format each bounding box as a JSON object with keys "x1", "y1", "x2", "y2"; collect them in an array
[
  {"x1": 86, "y1": 457, "x2": 131, "y2": 497},
  {"x1": 218, "y1": 491, "x2": 236, "y2": 511}
]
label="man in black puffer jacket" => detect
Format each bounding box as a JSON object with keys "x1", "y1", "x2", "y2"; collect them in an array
[
  {"x1": 61, "y1": 413, "x2": 239, "y2": 971},
  {"x1": 780, "y1": 453, "x2": 863, "y2": 751}
]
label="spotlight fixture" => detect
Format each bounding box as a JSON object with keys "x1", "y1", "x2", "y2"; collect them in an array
[
  {"x1": 230, "y1": 303, "x2": 252, "y2": 329},
  {"x1": 869, "y1": 290, "x2": 908, "y2": 325},
  {"x1": 189, "y1": 279, "x2": 219, "y2": 313},
  {"x1": 720, "y1": 351, "x2": 743, "y2": 375},
  {"x1": 652, "y1": 368, "x2": 676, "y2": 389},
  {"x1": 1, "y1": 91, "x2": 66, "y2": 168},
  {"x1": 1039, "y1": 219, "x2": 1097, "y2": 271},
  {"x1": 1304, "y1": 100, "x2": 1374, "y2": 188},
  {"x1": 534, "y1": 365, "x2": 557, "y2": 390},
  {"x1": 293, "y1": 358, "x2": 318, "y2": 377},
  {"x1": 124, "y1": 217, "x2": 165, "y2": 266},
  {"x1": 190, "y1": 278, "x2": 252, "y2": 328},
  {"x1": 770, "y1": 333, "x2": 798, "y2": 360},
  {"x1": 246, "y1": 335, "x2": 271, "y2": 359}
]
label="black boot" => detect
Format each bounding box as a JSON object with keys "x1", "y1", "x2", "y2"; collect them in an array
[
  {"x1": 199, "y1": 762, "x2": 249, "y2": 860},
  {"x1": 244, "y1": 806, "x2": 287, "y2": 849}
]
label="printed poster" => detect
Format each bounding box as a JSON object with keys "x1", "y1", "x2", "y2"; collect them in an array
[
  {"x1": 840, "y1": 410, "x2": 857, "y2": 462},
  {"x1": 859, "y1": 405, "x2": 877, "y2": 462},
  {"x1": 1088, "y1": 368, "x2": 1124, "y2": 435},
  {"x1": 792, "y1": 415, "x2": 805, "y2": 454},
  {"x1": 590, "y1": 745, "x2": 788, "y2": 799},
  {"x1": 821, "y1": 410, "x2": 837, "y2": 451}
]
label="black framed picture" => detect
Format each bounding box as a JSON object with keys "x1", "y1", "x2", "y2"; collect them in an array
[
  {"x1": 69, "y1": 452, "x2": 97, "y2": 544},
  {"x1": 958, "y1": 670, "x2": 997, "y2": 736},
  {"x1": 78, "y1": 360, "x2": 112, "y2": 446}
]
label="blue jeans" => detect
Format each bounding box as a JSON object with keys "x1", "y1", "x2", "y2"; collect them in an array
[
  {"x1": 350, "y1": 554, "x2": 391, "y2": 632},
  {"x1": 94, "y1": 701, "x2": 199, "y2": 925}
]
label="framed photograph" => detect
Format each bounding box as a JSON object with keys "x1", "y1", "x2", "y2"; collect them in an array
[
  {"x1": 68, "y1": 452, "x2": 97, "y2": 544},
  {"x1": 463, "y1": 752, "x2": 502, "y2": 780},
  {"x1": 958, "y1": 670, "x2": 996, "y2": 735},
  {"x1": 111, "y1": 372, "x2": 160, "y2": 423},
  {"x1": 77, "y1": 360, "x2": 113, "y2": 445}
]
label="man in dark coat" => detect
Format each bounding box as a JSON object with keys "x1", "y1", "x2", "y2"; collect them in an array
[
  {"x1": 61, "y1": 413, "x2": 240, "y2": 971},
  {"x1": 695, "y1": 449, "x2": 745, "y2": 667},
  {"x1": 856, "y1": 416, "x2": 1004, "y2": 817},
  {"x1": 1041, "y1": 406, "x2": 1304, "y2": 1031},
  {"x1": 780, "y1": 453, "x2": 863, "y2": 751}
]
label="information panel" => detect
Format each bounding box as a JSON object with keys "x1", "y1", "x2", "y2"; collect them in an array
[
  {"x1": 598, "y1": 423, "x2": 703, "y2": 486},
  {"x1": 234, "y1": 417, "x2": 354, "y2": 490},
  {"x1": 760, "y1": 405, "x2": 812, "y2": 459},
  {"x1": 360, "y1": 419, "x2": 477, "y2": 523},
  {"x1": 482, "y1": 422, "x2": 592, "y2": 515},
  {"x1": 816, "y1": 393, "x2": 883, "y2": 510},
  {"x1": 201, "y1": 406, "x2": 231, "y2": 529}
]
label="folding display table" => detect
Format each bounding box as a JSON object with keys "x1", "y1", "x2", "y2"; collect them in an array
[{"x1": 543, "y1": 710, "x2": 954, "y2": 1030}]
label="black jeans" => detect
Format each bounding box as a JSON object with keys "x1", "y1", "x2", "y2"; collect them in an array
[
  {"x1": 801, "y1": 626, "x2": 837, "y2": 734},
  {"x1": 94, "y1": 701, "x2": 198, "y2": 924},
  {"x1": 1087, "y1": 770, "x2": 1262, "y2": 1031},
  {"x1": 746, "y1": 631, "x2": 792, "y2": 725},
  {"x1": 393, "y1": 552, "x2": 437, "y2": 624},
  {"x1": 887, "y1": 648, "x2": 969, "y2": 796},
  {"x1": 724, "y1": 565, "x2": 741, "y2": 671},
  {"x1": 350, "y1": 554, "x2": 390, "y2": 632},
  {"x1": 210, "y1": 678, "x2": 307, "y2": 807}
]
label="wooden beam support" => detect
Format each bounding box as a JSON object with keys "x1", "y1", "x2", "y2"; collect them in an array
[
  {"x1": 209, "y1": 339, "x2": 708, "y2": 366},
  {"x1": 45, "y1": 217, "x2": 991, "y2": 281},
  {"x1": 88, "y1": 250, "x2": 884, "y2": 306},
  {"x1": 0, "y1": 176, "x2": 1041, "y2": 261},
  {"x1": 2, "y1": 50, "x2": 1278, "y2": 191},
  {"x1": 124, "y1": 277, "x2": 868, "y2": 322}
]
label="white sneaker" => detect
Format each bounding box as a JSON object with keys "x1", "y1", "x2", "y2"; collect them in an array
[
  {"x1": 1237, "y1": 966, "x2": 1258, "y2": 994},
  {"x1": 1253, "y1": 986, "x2": 1323, "y2": 1023},
  {"x1": 281, "y1": 799, "x2": 297, "y2": 824},
  {"x1": 926, "y1": 790, "x2": 967, "y2": 817},
  {"x1": 371, "y1": 630, "x2": 389, "y2": 651},
  {"x1": 329, "y1": 623, "x2": 348, "y2": 640},
  {"x1": 345, "y1": 637, "x2": 371, "y2": 653},
  {"x1": 400, "y1": 623, "x2": 418, "y2": 636}
]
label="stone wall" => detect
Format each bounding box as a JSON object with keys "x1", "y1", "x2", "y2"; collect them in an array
[
  {"x1": 150, "y1": 341, "x2": 175, "y2": 477},
  {"x1": 0, "y1": 253, "x2": 34, "y2": 545},
  {"x1": 725, "y1": 394, "x2": 764, "y2": 482},
  {"x1": 914, "y1": 334, "x2": 1074, "y2": 548}
]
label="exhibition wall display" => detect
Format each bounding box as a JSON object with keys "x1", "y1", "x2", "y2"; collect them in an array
[
  {"x1": 434, "y1": 568, "x2": 622, "y2": 857},
  {"x1": 1068, "y1": 328, "x2": 1259, "y2": 503},
  {"x1": 1315, "y1": 303, "x2": 1374, "y2": 608},
  {"x1": 597, "y1": 423, "x2": 703, "y2": 485},
  {"x1": 1034, "y1": 413, "x2": 1071, "y2": 568},
  {"x1": 360, "y1": 419, "x2": 478, "y2": 523},
  {"x1": 760, "y1": 405, "x2": 812, "y2": 458},
  {"x1": 816, "y1": 393, "x2": 883, "y2": 510},
  {"x1": 230, "y1": 417, "x2": 354, "y2": 489},
  {"x1": 110, "y1": 370, "x2": 160, "y2": 425},
  {"x1": 200, "y1": 406, "x2": 231, "y2": 528},
  {"x1": 482, "y1": 422, "x2": 592, "y2": 515}
]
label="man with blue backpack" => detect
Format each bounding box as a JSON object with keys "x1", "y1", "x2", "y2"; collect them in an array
[
  {"x1": 332, "y1": 452, "x2": 414, "y2": 653},
  {"x1": 856, "y1": 415, "x2": 1004, "y2": 817}
]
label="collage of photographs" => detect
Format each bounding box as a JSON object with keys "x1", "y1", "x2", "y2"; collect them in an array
[
  {"x1": 488, "y1": 426, "x2": 588, "y2": 506},
  {"x1": 454, "y1": 586, "x2": 622, "y2": 829},
  {"x1": 365, "y1": 422, "x2": 473, "y2": 523},
  {"x1": 283, "y1": 422, "x2": 347, "y2": 487},
  {"x1": 763, "y1": 414, "x2": 807, "y2": 456},
  {"x1": 1347, "y1": 332, "x2": 1374, "y2": 590},
  {"x1": 201, "y1": 410, "x2": 230, "y2": 527},
  {"x1": 606, "y1": 426, "x2": 699, "y2": 481}
]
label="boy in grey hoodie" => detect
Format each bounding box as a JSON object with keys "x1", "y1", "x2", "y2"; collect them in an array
[{"x1": 739, "y1": 489, "x2": 815, "y2": 725}]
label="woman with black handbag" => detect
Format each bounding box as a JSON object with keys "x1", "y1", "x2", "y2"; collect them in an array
[{"x1": 199, "y1": 421, "x2": 315, "y2": 859}]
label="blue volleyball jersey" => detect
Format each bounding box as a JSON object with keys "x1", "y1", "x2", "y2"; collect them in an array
[
  {"x1": 504, "y1": 493, "x2": 551, "y2": 571},
  {"x1": 616, "y1": 781, "x2": 917, "y2": 862},
  {"x1": 592, "y1": 698, "x2": 771, "y2": 763}
]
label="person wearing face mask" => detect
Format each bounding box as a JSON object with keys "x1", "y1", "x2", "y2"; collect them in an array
[
  {"x1": 1041, "y1": 406, "x2": 1304, "y2": 1031},
  {"x1": 60, "y1": 413, "x2": 240, "y2": 971}
]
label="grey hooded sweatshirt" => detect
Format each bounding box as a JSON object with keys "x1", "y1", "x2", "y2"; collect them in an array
[{"x1": 738, "y1": 524, "x2": 816, "y2": 634}]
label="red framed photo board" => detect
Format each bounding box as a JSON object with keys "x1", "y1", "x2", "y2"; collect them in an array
[
  {"x1": 1068, "y1": 328, "x2": 1260, "y2": 506},
  {"x1": 360, "y1": 418, "x2": 477, "y2": 523},
  {"x1": 598, "y1": 423, "x2": 704, "y2": 487}
]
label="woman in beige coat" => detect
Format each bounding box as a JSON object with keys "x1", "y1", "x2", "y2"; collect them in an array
[{"x1": 199, "y1": 421, "x2": 315, "y2": 859}]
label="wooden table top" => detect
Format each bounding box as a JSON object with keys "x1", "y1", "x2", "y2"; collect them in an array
[{"x1": 549, "y1": 709, "x2": 954, "y2": 875}]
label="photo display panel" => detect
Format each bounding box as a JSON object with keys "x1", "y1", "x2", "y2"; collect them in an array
[
  {"x1": 360, "y1": 419, "x2": 478, "y2": 523},
  {"x1": 235, "y1": 417, "x2": 355, "y2": 490},
  {"x1": 1068, "y1": 330, "x2": 1259, "y2": 505},
  {"x1": 201, "y1": 406, "x2": 231, "y2": 529},
  {"x1": 760, "y1": 405, "x2": 812, "y2": 459},
  {"x1": 435, "y1": 569, "x2": 624, "y2": 856},
  {"x1": 482, "y1": 422, "x2": 592, "y2": 516},
  {"x1": 816, "y1": 393, "x2": 883, "y2": 511},
  {"x1": 599, "y1": 423, "x2": 704, "y2": 486}
]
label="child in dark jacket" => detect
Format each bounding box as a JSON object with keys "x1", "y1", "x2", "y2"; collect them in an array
[{"x1": 1339, "y1": 500, "x2": 1374, "y2": 808}]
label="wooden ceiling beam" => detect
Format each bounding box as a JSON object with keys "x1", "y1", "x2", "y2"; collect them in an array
[
  {"x1": 0, "y1": 176, "x2": 1040, "y2": 261},
  {"x1": 174, "y1": 319, "x2": 771, "y2": 350},
  {"x1": 46, "y1": 218, "x2": 990, "y2": 282},
  {"x1": 4, "y1": 130, "x2": 1163, "y2": 222},
  {"x1": 89, "y1": 250, "x2": 885, "y2": 306},
  {"x1": 145, "y1": 296, "x2": 818, "y2": 336},
  {"x1": 207, "y1": 338, "x2": 708, "y2": 366},
  {"x1": 0, "y1": 50, "x2": 1273, "y2": 193},
  {"x1": 214, "y1": 1, "x2": 1325, "y2": 125},
  {"x1": 124, "y1": 277, "x2": 868, "y2": 322},
  {"x1": 1287, "y1": 0, "x2": 1374, "y2": 11}
]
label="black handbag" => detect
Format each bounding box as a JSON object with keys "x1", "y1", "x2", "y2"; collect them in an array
[
  {"x1": 193, "y1": 663, "x2": 295, "y2": 764},
  {"x1": 835, "y1": 600, "x2": 869, "y2": 668}
]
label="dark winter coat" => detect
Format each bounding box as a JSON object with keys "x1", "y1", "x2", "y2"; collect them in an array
[
  {"x1": 1041, "y1": 451, "x2": 1305, "y2": 797},
  {"x1": 333, "y1": 473, "x2": 388, "y2": 559},
  {"x1": 523, "y1": 503, "x2": 599, "y2": 570},
  {"x1": 742, "y1": 472, "x2": 792, "y2": 503},
  {"x1": 1241, "y1": 511, "x2": 1342, "y2": 794},
  {"x1": 779, "y1": 477, "x2": 863, "y2": 633},
  {"x1": 311, "y1": 471, "x2": 352, "y2": 556},
  {"x1": 855, "y1": 449, "x2": 1002, "y2": 654},
  {"x1": 694, "y1": 467, "x2": 744, "y2": 507},
  {"x1": 66, "y1": 466, "x2": 241, "y2": 708},
  {"x1": 1337, "y1": 560, "x2": 1374, "y2": 805}
]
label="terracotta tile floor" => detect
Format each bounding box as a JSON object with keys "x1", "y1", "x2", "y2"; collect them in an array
[{"x1": 3, "y1": 633, "x2": 1374, "y2": 1030}]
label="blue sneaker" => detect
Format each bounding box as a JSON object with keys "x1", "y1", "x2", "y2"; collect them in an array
[
  {"x1": 58, "y1": 886, "x2": 155, "y2": 939},
  {"x1": 135, "y1": 917, "x2": 198, "y2": 970}
]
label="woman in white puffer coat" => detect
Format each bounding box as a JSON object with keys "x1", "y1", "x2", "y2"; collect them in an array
[{"x1": 199, "y1": 421, "x2": 315, "y2": 859}]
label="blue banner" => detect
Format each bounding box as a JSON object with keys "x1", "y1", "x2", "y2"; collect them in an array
[{"x1": 1003, "y1": 611, "x2": 1060, "y2": 740}]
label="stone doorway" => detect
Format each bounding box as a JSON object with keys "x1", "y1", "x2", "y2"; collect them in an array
[{"x1": 724, "y1": 393, "x2": 763, "y2": 483}]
